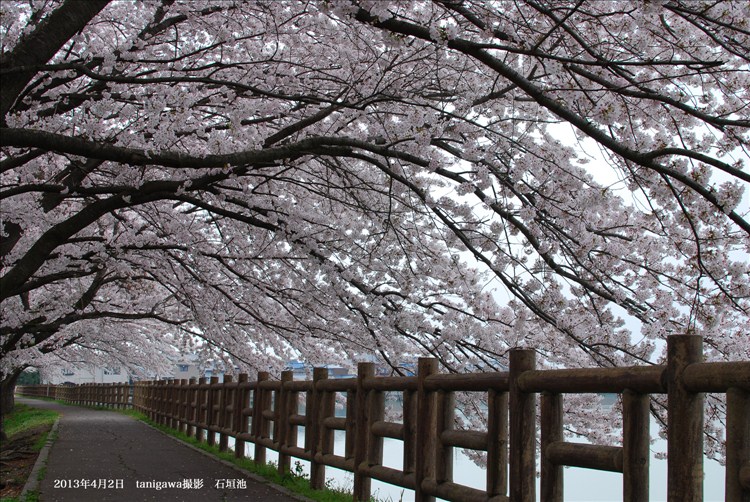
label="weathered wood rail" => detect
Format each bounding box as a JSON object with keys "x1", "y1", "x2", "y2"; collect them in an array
[
  {"x1": 17, "y1": 335, "x2": 750, "y2": 501},
  {"x1": 17, "y1": 381, "x2": 132, "y2": 408}
]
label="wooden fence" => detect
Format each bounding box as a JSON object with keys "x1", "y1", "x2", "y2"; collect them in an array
[
  {"x1": 17, "y1": 381, "x2": 131, "y2": 408},
  {"x1": 16, "y1": 335, "x2": 750, "y2": 502}
]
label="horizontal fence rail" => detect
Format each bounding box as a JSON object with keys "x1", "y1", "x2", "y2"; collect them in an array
[
  {"x1": 16, "y1": 335, "x2": 750, "y2": 501},
  {"x1": 17, "y1": 381, "x2": 132, "y2": 408}
]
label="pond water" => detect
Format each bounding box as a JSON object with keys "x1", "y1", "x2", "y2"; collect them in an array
[{"x1": 224, "y1": 413, "x2": 726, "y2": 502}]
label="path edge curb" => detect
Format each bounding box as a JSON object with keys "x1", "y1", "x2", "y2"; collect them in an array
[
  {"x1": 20, "y1": 416, "x2": 60, "y2": 499},
  {"x1": 138, "y1": 419, "x2": 314, "y2": 502}
]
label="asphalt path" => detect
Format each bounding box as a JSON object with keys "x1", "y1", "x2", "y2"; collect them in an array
[{"x1": 17, "y1": 397, "x2": 306, "y2": 502}]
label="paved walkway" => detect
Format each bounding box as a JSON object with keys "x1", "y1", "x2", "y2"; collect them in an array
[{"x1": 17, "y1": 398, "x2": 306, "y2": 502}]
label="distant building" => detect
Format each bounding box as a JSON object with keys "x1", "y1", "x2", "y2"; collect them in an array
[
  {"x1": 323, "y1": 364, "x2": 355, "y2": 379},
  {"x1": 40, "y1": 353, "x2": 205, "y2": 384},
  {"x1": 284, "y1": 360, "x2": 309, "y2": 379},
  {"x1": 172, "y1": 354, "x2": 201, "y2": 380},
  {"x1": 42, "y1": 365, "x2": 130, "y2": 385},
  {"x1": 283, "y1": 361, "x2": 355, "y2": 379}
]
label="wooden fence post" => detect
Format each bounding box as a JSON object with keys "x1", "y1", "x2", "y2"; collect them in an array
[
  {"x1": 509, "y1": 349, "x2": 536, "y2": 502},
  {"x1": 154, "y1": 381, "x2": 162, "y2": 424},
  {"x1": 416, "y1": 358, "x2": 437, "y2": 502},
  {"x1": 157, "y1": 380, "x2": 163, "y2": 422},
  {"x1": 540, "y1": 391, "x2": 563, "y2": 502},
  {"x1": 196, "y1": 377, "x2": 207, "y2": 443},
  {"x1": 149, "y1": 382, "x2": 156, "y2": 424},
  {"x1": 220, "y1": 375, "x2": 231, "y2": 452},
  {"x1": 345, "y1": 380, "x2": 356, "y2": 464},
  {"x1": 304, "y1": 375, "x2": 314, "y2": 460},
  {"x1": 148, "y1": 381, "x2": 154, "y2": 417},
  {"x1": 366, "y1": 376, "x2": 384, "y2": 489},
  {"x1": 623, "y1": 390, "x2": 650, "y2": 501},
  {"x1": 310, "y1": 367, "x2": 328, "y2": 490},
  {"x1": 159, "y1": 381, "x2": 166, "y2": 424},
  {"x1": 169, "y1": 380, "x2": 177, "y2": 429},
  {"x1": 353, "y1": 362, "x2": 374, "y2": 501},
  {"x1": 726, "y1": 387, "x2": 750, "y2": 501},
  {"x1": 667, "y1": 335, "x2": 703, "y2": 502},
  {"x1": 176, "y1": 380, "x2": 183, "y2": 432},
  {"x1": 403, "y1": 385, "x2": 418, "y2": 481},
  {"x1": 166, "y1": 381, "x2": 172, "y2": 426},
  {"x1": 169, "y1": 379, "x2": 177, "y2": 428},
  {"x1": 181, "y1": 379, "x2": 189, "y2": 433},
  {"x1": 156, "y1": 381, "x2": 163, "y2": 424},
  {"x1": 167, "y1": 381, "x2": 173, "y2": 426},
  {"x1": 253, "y1": 372, "x2": 269, "y2": 464},
  {"x1": 144, "y1": 382, "x2": 151, "y2": 419},
  {"x1": 235, "y1": 373, "x2": 249, "y2": 459},
  {"x1": 207, "y1": 376, "x2": 219, "y2": 446},
  {"x1": 168, "y1": 380, "x2": 174, "y2": 426},
  {"x1": 435, "y1": 388, "x2": 454, "y2": 486},
  {"x1": 158, "y1": 381, "x2": 165, "y2": 423},
  {"x1": 486, "y1": 388, "x2": 508, "y2": 498},
  {"x1": 184, "y1": 379, "x2": 192, "y2": 432},
  {"x1": 277, "y1": 370, "x2": 293, "y2": 476},
  {"x1": 187, "y1": 377, "x2": 197, "y2": 438}
]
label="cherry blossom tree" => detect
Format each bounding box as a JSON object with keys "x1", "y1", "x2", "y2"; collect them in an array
[{"x1": 1, "y1": 0, "x2": 747, "y2": 456}]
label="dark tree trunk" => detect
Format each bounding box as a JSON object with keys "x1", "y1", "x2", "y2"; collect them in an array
[
  {"x1": 0, "y1": 0, "x2": 111, "y2": 119},
  {"x1": 0, "y1": 369, "x2": 23, "y2": 442}
]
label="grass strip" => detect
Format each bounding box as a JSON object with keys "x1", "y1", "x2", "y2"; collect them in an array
[
  {"x1": 2, "y1": 404, "x2": 58, "y2": 438},
  {"x1": 1, "y1": 403, "x2": 58, "y2": 502}
]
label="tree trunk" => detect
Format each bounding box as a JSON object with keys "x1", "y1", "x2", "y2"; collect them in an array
[{"x1": 0, "y1": 369, "x2": 22, "y2": 442}]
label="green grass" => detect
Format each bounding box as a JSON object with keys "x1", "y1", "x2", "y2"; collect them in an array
[
  {"x1": 2, "y1": 403, "x2": 58, "y2": 440},
  {"x1": 0, "y1": 489, "x2": 41, "y2": 502},
  {"x1": 0, "y1": 490, "x2": 40, "y2": 502},
  {"x1": 0, "y1": 404, "x2": 57, "y2": 502}
]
